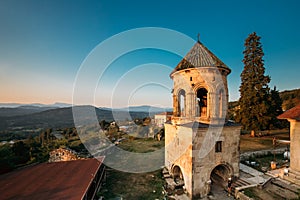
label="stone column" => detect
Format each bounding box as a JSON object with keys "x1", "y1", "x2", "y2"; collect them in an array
[
  {"x1": 186, "y1": 92, "x2": 193, "y2": 118},
  {"x1": 173, "y1": 94, "x2": 178, "y2": 117}
]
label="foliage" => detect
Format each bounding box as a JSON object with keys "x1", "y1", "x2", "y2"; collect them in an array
[
  {"x1": 0, "y1": 126, "x2": 87, "y2": 174},
  {"x1": 237, "y1": 32, "x2": 283, "y2": 131},
  {"x1": 269, "y1": 87, "x2": 285, "y2": 129},
  {"x1": 280, "y1": 88, "x2": 300, "y2": 110}
]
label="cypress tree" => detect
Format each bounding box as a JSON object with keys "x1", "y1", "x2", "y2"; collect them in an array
[{"x1": 238, "y1": 32, "x2": 271, "y2": 132}]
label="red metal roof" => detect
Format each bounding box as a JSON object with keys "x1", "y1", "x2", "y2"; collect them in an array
[
  {"x1": 0, "y1": 158, "x2": 104, "y2": 200},
  {"x1": 278, "y1": 104, "x2": 300, "y2": 120}
]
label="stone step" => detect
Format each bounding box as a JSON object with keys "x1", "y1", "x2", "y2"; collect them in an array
[
  {"x1": 282, "y1": 173, "x2": 300, "y2": 186},
  {"x1": 232, "y1": 179, "x2": 251, "y2": 188},
  {"x1": 271, "y1": 179, "x2": 299, "y2": 193}
]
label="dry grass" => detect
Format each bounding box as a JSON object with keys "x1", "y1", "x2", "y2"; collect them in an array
[
  {"x1": 99, "y1": 168, "x2": 165, "y2": 200},
  {"x1": 240, "y1": 129, "x2": 290, "y2": 153},
  {"x1": 98, "y1": 138, "x2": 165, "y2": 199}
]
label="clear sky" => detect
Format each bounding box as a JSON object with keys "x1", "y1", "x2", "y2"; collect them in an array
[{"x1": 1, "y1": 0, "x2": 300, "y2": 107}]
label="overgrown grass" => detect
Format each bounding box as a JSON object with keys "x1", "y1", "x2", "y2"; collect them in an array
[
  {"x1": 97, "y1": 137, "x2": 165, "y2": 199},
  {"x1": 117, "y1": 138, "x2": 164, "y2": 153},
  {"x1": 240, "y1": 130, "x2": 289, "y2": 153},
  {"x1": 244, "y1": 188, "x2": 260, "y2": 199},
  {"x1": 98, "y1": 168, "x2": 165, "y2": 200}
]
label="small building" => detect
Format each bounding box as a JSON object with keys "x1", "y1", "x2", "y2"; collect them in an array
[
  {"x1": 278, "y1": 104, "x2": 300, "y2": 183},
  {"x1": 154, "y1": 112, "x2": 173, "y2": 127},
  {"x1": 49, "y1": 147, "x2": 78, "y2": 162},
  {"x1": 0, "y1": 157, "x2": 105, "y2": 200}
]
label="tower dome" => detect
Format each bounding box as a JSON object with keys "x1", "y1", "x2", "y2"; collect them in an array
[{"x1": 171, "y1": 40, "x2": 231, "y2": 124}]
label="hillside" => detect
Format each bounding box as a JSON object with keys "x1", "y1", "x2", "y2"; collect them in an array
[
  {"x1": 0, "y1": 106, "x2": 151, "y2": 131},
  {"x1": 0, "y1": 106, "x2": 58, "y2": 117},
  {"x1": 228, "y1": 88, "x2": 300, "y2": 119},
  {"x1": 279, "y1": 88, "x2": 300, "y2": 110}
]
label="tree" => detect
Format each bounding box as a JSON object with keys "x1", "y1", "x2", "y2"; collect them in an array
[
  {"x1": 269, "y1": 86, "x2": 284, "y2": 129},
  {"x1": 238, "y1": 32, "x2": 271, "y2": 132}
]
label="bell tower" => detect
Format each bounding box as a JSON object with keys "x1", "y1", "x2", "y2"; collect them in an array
[{"x1": 165, "y1": 39, "x2": 241, "y2": 199}]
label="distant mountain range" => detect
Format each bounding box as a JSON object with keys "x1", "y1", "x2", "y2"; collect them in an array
[
  {"x1": 107, "y1": 105, "x2": 172, "y2": 113},
  {"x1": 0, "y1": 102, "x2": 73, "y2": 108},
  {"x1": 1, "y1": 88, "x2": 299, "y2": 134},
  {"x1": 0, "y1": 104, "x2": 172, "y2": 131}
]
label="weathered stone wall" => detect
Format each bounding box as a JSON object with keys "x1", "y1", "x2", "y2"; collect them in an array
[
  {"x1": 165, "y1": 123, "x2": 193, "y2": 195},
  {"x1": 49, "y1": 148, "x2": 78, "y2": 162},
  {"x1": 171, "y1": 68, "x2": 229, "y2": 123},
  {"x1": 289, "y1": 120, "x2": 300, "y2": 172},
  {"x1": 165, "y1": 123, "x2": 241, "y2": 198},
  {"x1": 191, "y1": 126, "x2": 241, "y2": 198}
]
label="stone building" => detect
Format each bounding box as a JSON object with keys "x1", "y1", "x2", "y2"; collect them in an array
[
  {"x1": 165, "y1": 39, "x2": 241, "y2": 199},
  {"x1": 154, "y1": 112, "x2": 173, "y2": 127},
  {"x1": 278, "y1": 104, "x2": 300, "y2": 184}
]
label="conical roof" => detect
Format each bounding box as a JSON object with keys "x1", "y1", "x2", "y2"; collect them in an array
[{"x1": 171, "y1": 41, "x2": 230, "y2": 74}]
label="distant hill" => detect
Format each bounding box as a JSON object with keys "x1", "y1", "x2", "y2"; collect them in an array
[
  {"x1": 111, "y1": 105, "x2": 172, "y2": 113},
  {"x1": 0, "y1": 106, "x2": 58, "y2": 117},
  {"x1": 0, "y1": 102, "x2": 72, "y2": 108},
  {"x1": 279, "y1": 88, "x2": 300, "y2": 111},
  {"x1": 0, "y1": 106, "x2": 151, "y2": 131},
  {"x1": 228, "y1": 88, "x2": 300, "y2": 119}
]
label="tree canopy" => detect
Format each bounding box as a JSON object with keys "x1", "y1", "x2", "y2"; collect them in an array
[{"x1": 238, "y1": 32, "x2": 273, "y2": 131}]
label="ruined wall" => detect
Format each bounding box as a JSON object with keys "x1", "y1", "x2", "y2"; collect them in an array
[{"x1": 49, "y1": 148, "x2": 78, "y2": 162}]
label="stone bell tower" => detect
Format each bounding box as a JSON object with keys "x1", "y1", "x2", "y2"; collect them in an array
[{"x1": 165, "y1": 38, "x2": 241, "y2": 199}]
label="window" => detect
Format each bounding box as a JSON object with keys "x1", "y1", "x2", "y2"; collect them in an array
[
  {"x1": 178, "y1": 89, "x2": 186, "y2": 117},
  {"x1": 215, "y1": 141, "x2": 222, "y2": 152},
  {"x1": 197, "y1": 88, "x2": 208, "y2": 117},
  {"x1": 190, "y1": 77, "x2": 193, "y2": 81}
]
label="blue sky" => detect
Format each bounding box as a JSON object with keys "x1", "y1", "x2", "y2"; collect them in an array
[{"x1": 1, "y1": 0, "x2": 300, "y2": 107}]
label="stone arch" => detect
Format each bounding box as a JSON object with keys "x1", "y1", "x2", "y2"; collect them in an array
[
  {"x1": 196, "y1": 88, "x2": 208, "y2": 117},
  {"x1": 171, "y1": 165, "x2": 185, "y2": 190},
  {"x1": 210, "y1": 163, "x2": 233, "y2": 188},
  {"x1": 172, "y1": 165, "x2": 184, "y2": 180}
]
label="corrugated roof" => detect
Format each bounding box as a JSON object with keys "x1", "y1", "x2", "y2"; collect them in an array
[
  {"x1": 0, "y1": 158, "x2": 104, "y2": 200},
  {"x1": 278, "y1": 104, "x2": 300, "y2": 120},
  {"x1": 171, "y1": 41, "x2": 230, "y2": 74}
]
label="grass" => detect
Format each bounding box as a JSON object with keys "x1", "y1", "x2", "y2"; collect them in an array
[
  {"x1": 98, "y1": 168, "x2": 165, "y2": 200},
  {"x1": 244, "y1": 188, "x2": 261, "y2": 199},
  {"x1": 240, "y1": 129, "x2": 289, "y2": 153},
  {"x1": 97, "y1": 137, "x2": 165, "y2": 199},
  {"x1": 117, "y1": 137, "x2": 165, "y2": 153}
]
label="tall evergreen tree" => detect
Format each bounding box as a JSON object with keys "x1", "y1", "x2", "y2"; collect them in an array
[
  {"x1": 269, "y1": 86, "x2": 283, "y2": 129},
  {"x1": 238, "y1": 32, "x2": 271, "y2": 132}
]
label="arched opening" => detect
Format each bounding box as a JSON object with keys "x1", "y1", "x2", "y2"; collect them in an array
[
  {"x1": 210, "y1": 164, "x2": 232, "y2": 190},
  {"x1": 172, "y1": 165, "x2": 185, "y2": 193},
  {"x1": 178, "y1": 90, "x2": 186, "y2": 117},
  {"x1": 197, "y1": 88, "x2": 208, "y2": 117}
]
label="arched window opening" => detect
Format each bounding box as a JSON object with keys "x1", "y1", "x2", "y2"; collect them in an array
[
  {"x1": 197, "y1": 88, "x2": 208, "y2": 117},
  {"x1": 178, "y1": 90, "x2": 186, "y2": 117}
]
